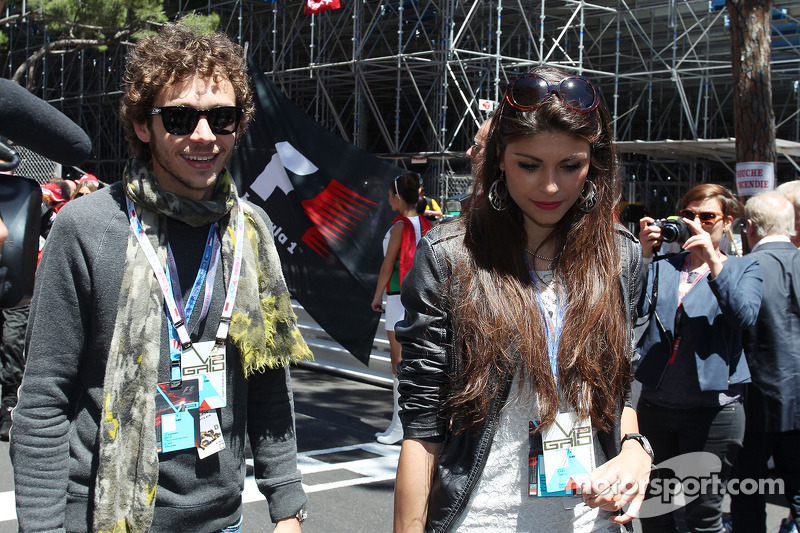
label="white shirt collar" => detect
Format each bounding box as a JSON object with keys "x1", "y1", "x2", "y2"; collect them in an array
[{"x1": 751, "y1": 234, "x2": 791, "y2": 253}]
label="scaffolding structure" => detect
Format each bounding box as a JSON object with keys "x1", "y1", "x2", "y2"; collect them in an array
[{"x1": 2, "y1": 0, "x2": 799, "y2": 216}]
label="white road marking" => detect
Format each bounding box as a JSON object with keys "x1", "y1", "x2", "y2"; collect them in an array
[{"x1": 0, "y1": 492, "x2": 14, "y2": 523}]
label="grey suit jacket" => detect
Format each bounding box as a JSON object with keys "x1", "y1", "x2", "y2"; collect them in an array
[{"x1": 742, "y1": 240, "x2": 800, "y2": 432}]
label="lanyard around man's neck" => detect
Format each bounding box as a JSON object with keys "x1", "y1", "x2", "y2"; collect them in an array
[{"x1": 126, "y1": 196, "x2": 245, "y2": 388}]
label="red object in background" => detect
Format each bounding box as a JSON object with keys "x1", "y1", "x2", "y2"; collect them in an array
[
  {"x1": 78, "y1": 173, "x2": 99, "y2": 186},
  {"x1": 41, "y1": 183, "x2": 68, "y2": 213},
  {"x1": 300, "y1": 180, "x2": 376, "y2": 258},
  {"x1": 304, "y1": 0, "x2": 341, "y2": 14}
]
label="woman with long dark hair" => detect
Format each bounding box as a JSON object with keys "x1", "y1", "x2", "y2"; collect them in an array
[
  {"x1": 393, "y1": 66, "x2": 651, "y2": 532},
  {"x1": 372, "y1": 172, "x2": 431, "y2": 445},
  {"x1": 636, "y1": 184, "x2": 761, "y2": 532}
]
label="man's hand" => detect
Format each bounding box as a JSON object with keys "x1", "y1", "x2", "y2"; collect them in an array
[{"x1": 273, "y1": 516, "x2": 302, "y2": 532}]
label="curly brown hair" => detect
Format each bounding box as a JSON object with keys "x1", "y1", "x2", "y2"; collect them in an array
[
  {"x1": 446, "y1": 66, "x2": 631, "y2": 434},
  {"x1": 120, "y1": 23, "x2": 255, "y2": 161}
]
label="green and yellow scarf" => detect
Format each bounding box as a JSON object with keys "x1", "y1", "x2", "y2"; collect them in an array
[{"x1": 93, "y1": 159, "x2": 312, "y2": 532}]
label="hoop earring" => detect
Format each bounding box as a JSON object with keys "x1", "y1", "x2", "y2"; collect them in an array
[
  {"x1": 578, "y1": 181, "x2": 597, "y2": 213},
  {"x1": 488, "y1": 171, "x2": 509, "y2": 211}
]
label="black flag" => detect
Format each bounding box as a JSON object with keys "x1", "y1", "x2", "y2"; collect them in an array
[{"x1": 228, "y1": 62, "x2": 403, "y2": 365}]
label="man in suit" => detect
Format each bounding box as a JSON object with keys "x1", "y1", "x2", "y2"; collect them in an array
[{"x1": 731, "y1": 191, "x2": 800, "y2": 533}]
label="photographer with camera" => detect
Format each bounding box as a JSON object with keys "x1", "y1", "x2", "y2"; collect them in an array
[{"x1": 634, "y1": 183, "x2": 762, "y2": 533}]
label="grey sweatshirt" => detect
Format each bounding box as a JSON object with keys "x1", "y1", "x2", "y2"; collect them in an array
[{"x1": 11, "y1": 182, "x2": 307, "y2": 532}]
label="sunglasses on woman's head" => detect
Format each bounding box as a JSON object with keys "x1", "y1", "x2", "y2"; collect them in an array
[
  {"x1": 505, "y1": 74, "x2": 600, "y2": 113},
  {"x1": 150, "y1": 106, "x2": 244, "y2": 136},
  {"x1": 393, "y1": 175, "x2": 401, "y2": 195},
  {"x1": 679, "y1": 209, "x2": 724, "y2": 224}
]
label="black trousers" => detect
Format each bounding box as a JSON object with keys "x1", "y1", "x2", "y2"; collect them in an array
[
  {"x1": 730, "y1": 429, "x2": 800, "y2": 533},
  {"x1": 637, "y1": 399, "x2": 745, "y2": 533},
  {"x1": 0, "y1": 302, "x2": 29, "y2": 389}
]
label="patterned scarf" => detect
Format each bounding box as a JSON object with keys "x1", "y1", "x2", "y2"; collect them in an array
[{"x1": 92, "y1": 159, "x2": 312, "y2": 532}]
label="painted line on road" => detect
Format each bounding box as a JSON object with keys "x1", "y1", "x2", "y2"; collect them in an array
[
  {"x1": 0, "y1": 491, "x2": 14, "y2": 523},
  {"x1": 245, "y1": 441, "x2": 400, "y2": 500}
]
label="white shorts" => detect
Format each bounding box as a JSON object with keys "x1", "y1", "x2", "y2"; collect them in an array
[{"x1": 384, "y1": 294, "x2": 405, "y2": 332}]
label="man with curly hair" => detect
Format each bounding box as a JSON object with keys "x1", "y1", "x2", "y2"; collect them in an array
[{"x1": 11, "y1": 23, "x2": 311, "y2": 533}]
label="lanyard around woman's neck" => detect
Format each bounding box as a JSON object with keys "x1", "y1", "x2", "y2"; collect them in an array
[
  {"x1": 126, "y1": 196, "x2": 245, "y2": 388},
  {"x1": 525, "y1": 255, "x2": 566, "y2": 387}
]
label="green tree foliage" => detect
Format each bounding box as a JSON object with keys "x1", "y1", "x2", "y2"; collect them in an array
[
  {"x1": 1, "y1": 0, "x2": 220, "y2": 88},
  {"x1": 27, "y1": 0, "x2": 166, "y2": 38},
  {"x1": 176, "y1": 12, "x2": 220, "y2": 36}
]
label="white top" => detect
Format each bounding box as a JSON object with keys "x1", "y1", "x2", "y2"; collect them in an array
[{"x1": 454, "y1": 272, "x2": 621, "y2": 532}]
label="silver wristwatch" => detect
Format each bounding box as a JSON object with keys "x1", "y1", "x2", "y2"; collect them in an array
[{"x1": 621, "y1": 432, "x2": 655, "y2": 462}]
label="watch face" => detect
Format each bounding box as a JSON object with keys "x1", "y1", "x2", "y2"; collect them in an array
[{"x1": 623, "y1": 433, "x2": 654, "y2": 461}]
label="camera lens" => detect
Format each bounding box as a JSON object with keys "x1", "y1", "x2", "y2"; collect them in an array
[
  {"x1": 653, "y1": 218, "x2": 691, "y2": 245},
  {"x1": 661, "y1": 223, "x2": 679, "y2": 243}
]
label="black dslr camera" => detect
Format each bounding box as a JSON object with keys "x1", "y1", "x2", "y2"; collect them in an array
[{"x1": 650, "y1": 217, "x2": 691, "y2": 245}]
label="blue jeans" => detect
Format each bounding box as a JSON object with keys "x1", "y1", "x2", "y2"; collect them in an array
[{"x1": 215, "y1": 516, "x2": 242, "y2": 533}]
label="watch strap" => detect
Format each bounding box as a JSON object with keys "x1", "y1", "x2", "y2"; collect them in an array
[{"x1": 621, "y1": 432, "x2": 654, "y2": 462}]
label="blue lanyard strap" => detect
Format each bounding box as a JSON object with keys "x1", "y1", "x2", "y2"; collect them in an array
[
  {"x1": 126, "y1": 197, "x2": 245, "y2": 389},
  {"x1": 525, "y1": 255, "x2": 566, "y2": 386},
  {"x1": 165, "y1": 224, "x2": 219, "y2": 387},
  {"x1": 165, "y1": 224, "x2": 219, "y2": 335},
  {"x1": 534, "y1": 286, "x2": 566, "y2": 386}
]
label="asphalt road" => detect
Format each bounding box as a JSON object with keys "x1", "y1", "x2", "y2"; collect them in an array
[
  {"x1": 0, "y1": 366, "x2": 398, "y2": 533},
  {"x1": 0, "y1": 367, "x2": 793, "y2": 532}
]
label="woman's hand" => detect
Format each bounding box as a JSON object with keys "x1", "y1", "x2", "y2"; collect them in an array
[
  {"x1": 581, "y1": 441, "x2": 652, "y2": 524},
  {"x1": 371, "y1": 295, "x2": 385, "y2": 313},
  {"x1": 681, "y1": 215, "x2": 724, "y2": 278},
  {"x1": 638, "y1": 217, "x2": 661, "y2": 259}
]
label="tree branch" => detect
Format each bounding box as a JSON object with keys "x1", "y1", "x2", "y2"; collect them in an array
[{"x1": 12, "y1": 38, "x2": 123, "y2": 89}]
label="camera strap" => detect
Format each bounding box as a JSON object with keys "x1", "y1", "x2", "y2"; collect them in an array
[
  {"x1": 642, "y1": 251, "x2": 678, "y2": 329},
  {"x1": 646, "y1": 258, "x2": 671, "y2": 350}
]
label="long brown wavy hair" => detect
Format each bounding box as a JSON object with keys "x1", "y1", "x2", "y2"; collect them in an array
[{"x1": 445, "y1": 66, "x2": 631, "y2": 434}]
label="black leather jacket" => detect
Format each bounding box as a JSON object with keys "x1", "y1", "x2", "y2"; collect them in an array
[{"x1": 396, "y1": 220, "x2": 643, "y2": 533}]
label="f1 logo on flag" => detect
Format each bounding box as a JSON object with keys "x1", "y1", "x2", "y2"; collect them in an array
[
  {"x1": 304, "y1": 0, "x2": 341, "y2": 14},
  {"x1": 230, "y1": 60, "x2": 404, "y2": 365},
  {"x1": 248, "y1": 141, "x2": 377, "y2": 258}
]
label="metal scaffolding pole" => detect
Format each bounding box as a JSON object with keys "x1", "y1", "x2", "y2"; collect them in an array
[{"x1": 2, "y1": 0, "x2": 799, "y2": 214}]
